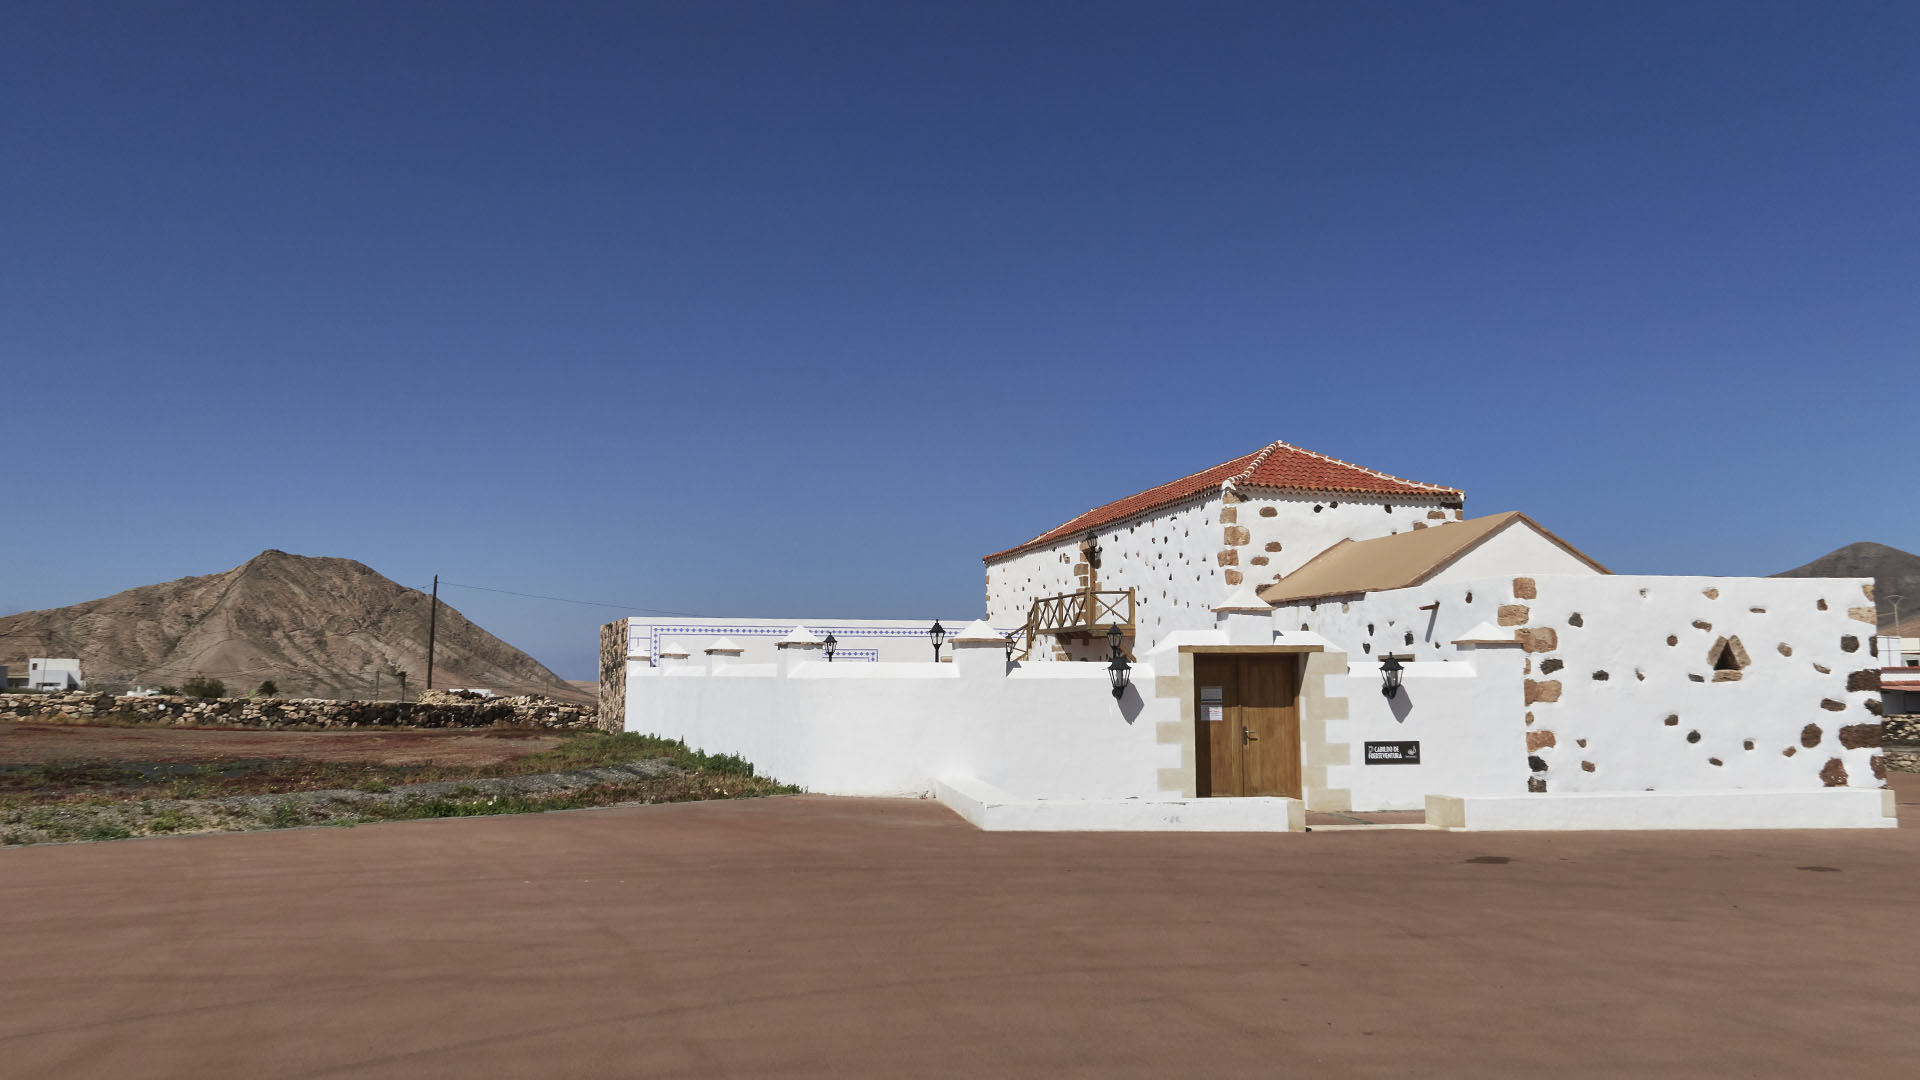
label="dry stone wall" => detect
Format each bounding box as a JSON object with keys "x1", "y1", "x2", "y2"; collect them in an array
[
  {"x1": 0, "y1": 692, "x2": 596, "y2": 730},
  {"x1": 599, "y1": 619, "x2": 629, "y2": 733},
  {"x1": 1888, "y1": 716, "x2": 1920, "y2": 772}
]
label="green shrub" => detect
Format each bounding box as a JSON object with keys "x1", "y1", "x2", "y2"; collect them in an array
[
  {"x1": 671, "y1": 746, "x2": 756, "y2": 777},
  {"x1": 182, "y1": 677, "x2": 226, "y2": 699},
  {"x1": 148, "y1": 808, "x2": 200, "y2": 834},
  {"x1": 263, "y1": 800, "x2": 303, "y2": 828}
]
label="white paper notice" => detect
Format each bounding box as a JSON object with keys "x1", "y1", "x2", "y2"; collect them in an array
[{"x1": 1205, "y1": 705, "x2": 1224, "y2": 723}]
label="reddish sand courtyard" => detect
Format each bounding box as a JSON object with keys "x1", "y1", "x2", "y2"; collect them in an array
[{"x1": 0, "y1": 774, "x2": 1914, "y2": 1077}]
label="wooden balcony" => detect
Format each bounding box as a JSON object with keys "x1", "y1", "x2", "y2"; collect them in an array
[{"x1": 1028, "y1": 588, "x2": 1136, "y2": 640}]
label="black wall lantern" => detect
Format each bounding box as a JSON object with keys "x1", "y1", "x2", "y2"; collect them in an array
[
  {"x1": 1106, "y1": 623, "x2": 1130, "y2": 700},
  {"x1": 1004, "y1": 634, "x2": 1015, "y2": 663},
  {"x1": 1084, "y1": 530, "x2": 1102, "y2": 570},
  {"x1": 929, "y1": 621, "x2": 946, "y2": 661},
  {"x1": 1380, "y1": 654, "x2": 1404, "y2": 699},
  {"x1": 822, "y1": 634, "x2": 837, "y2": 662},
  {"x1": 1108, "y1": 652, "x2": 1132, "y2": 700}
]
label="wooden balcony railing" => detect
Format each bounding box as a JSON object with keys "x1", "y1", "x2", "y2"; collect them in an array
[{"x1": 1026, "y1": 588, "x2": 1136, "y2": 642}]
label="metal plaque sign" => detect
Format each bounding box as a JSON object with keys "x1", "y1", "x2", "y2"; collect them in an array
[
  {"x1": 1201, "y1": 686, "x2": 1225, "y2": 722},
  {"x1": 1364, "y1": 741, "x2": 1421, "y2": 765}
]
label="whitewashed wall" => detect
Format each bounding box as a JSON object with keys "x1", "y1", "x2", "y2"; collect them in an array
[
  {"x1": 621, "y1": 617, "x2": 991, "y2": 666},
  {"x1": 1327, "y1": 644, "x2": 1531, "y2": 811},
  {"x1": 1424, "y1": 522, "x2": 1600, "y2": 583},
  {"x1": 1278, "y1": 574, "x2": 1888, "y2": 794},
  {"x1": 985, "y1": 486, "x2": 1458, "y2": 659},
  {"x1": 628, "y1": 645, "x2": 1182, "y2": 798},
  {"x1": 1232, "y1": 491, "x2": 1459, "y2": 588},
  {"x1": 985, "y1": 494, "x2": 1228, "y2": 659}
]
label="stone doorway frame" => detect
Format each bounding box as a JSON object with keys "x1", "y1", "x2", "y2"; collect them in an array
[{"x1": 1153, "y1": 643, "x2": 1353, "y2": 810}]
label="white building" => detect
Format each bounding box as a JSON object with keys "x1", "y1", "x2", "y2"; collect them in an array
[
  {"x1": 984, "y1": 440, "x2": 1464, "y2": 661},
  {"x1": 605, "y1": 438, "x2": 1894, "y2": 831},
  {"x1": 1262, "y1": 515, "x2": 1884, "y2": 802},
  {"x1": 22, "y1": 658, "x2": 83, "y2": 691}
]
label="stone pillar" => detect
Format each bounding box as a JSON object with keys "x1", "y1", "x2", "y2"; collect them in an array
[
  {"x1": 1212, "y1": 582, "x2": 1276, "y2": 646},
  {"x1": 776, "y1": 626, "x2": 825, "y2": 675},
  {"x1": 949, "y1": 619, "x2": 1011, "y2": 680},
  {"x1": 598, "y1": 619, "x2": 630, "y2": 733}
]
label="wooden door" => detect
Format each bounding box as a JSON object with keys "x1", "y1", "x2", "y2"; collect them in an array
[
  {"x1": 1193, "y1": 654, "x2": 1302, "y2": 798},
  {"x1": 1194, "y1": 655, "x2": 1239, "y2": 797}
]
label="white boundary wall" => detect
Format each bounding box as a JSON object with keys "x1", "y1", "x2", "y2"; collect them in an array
[
  {"x1": 1325, "y1": 644, "x2": 1531, "y2": 811},
  {"x1": 627, "y1": 634, "x2": 1182, "y2": 798},
  {"x1": 621, "y1": 617, "x2": 994, "y2": 666}
]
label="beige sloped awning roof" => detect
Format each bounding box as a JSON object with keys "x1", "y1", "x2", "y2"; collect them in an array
[{"x1": 1257, "y1": 512, "x2": 1608, "y2": 605}]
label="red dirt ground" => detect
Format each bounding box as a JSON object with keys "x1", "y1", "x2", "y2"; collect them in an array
[
  {"x1": 0, "y1": 722, "x2": 561, "y2": 767},
  {"x1": 0, "y1": 774, "x2": 1914, "y2": 1077}
]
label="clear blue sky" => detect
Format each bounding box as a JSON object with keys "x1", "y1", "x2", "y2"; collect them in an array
[{"x1": 4, "y1": 1, "x2": 1915, "y2": 679}]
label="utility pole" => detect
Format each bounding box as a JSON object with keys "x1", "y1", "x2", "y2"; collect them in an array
[{"x1": 425, "y1": 574, "x2": 439, "y2": 692}]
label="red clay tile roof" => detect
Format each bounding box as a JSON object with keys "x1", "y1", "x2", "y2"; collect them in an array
[{"x1": 984, "y1": 441, "x2": 1463, "y2": 563}]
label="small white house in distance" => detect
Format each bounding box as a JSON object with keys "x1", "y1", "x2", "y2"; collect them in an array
[
  {"x1": 23, "y1": 658, "x2": 84, "y2": 691},
  {"x1": 606, "y1": 437, "x2": 1894, "y2": 831},
  {"x1": 1879, "y1": 615, "x2": 1920, "y2": 717}
]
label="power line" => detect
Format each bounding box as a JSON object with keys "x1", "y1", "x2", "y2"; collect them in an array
[{"x1": 436, "y1": 580, "x2": 705, "y2": 618}]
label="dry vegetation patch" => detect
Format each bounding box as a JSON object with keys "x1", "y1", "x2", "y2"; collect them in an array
[{"x1": 0, "y1": 724, "x2": 794, "y2": 845}]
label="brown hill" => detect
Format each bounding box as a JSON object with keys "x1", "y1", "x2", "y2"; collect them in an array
[
  {"x1": 1773, "y1": 541, "x2": 1920, "y2": 629},
  {"x1": 0, "y1": 551, "x2": 586, "y2": 702}
]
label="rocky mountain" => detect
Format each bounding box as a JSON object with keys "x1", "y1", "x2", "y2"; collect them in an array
[
  {"x1": 1773, "y1": 542, "x2": 1920, "y2": 629},
  {"x1": 0, "y1": 551, "x2": 587, "y2": 702}
]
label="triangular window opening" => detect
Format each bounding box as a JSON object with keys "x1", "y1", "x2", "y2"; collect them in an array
[{"x1": 1707, "y1": 635, "x2": 1749, "y2": 672}]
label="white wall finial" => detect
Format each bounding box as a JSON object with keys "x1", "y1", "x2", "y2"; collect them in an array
[
  {"x1": 777, "y1": 625, "x2": 824, "y2": 648},
  {"x1": 1212, "y1": 581, "x2": 1272, "y2": 615},
  {"x1": 949, "y1": 619, "x2": 1006, "y2": 645},
  {"x1": 949, "y1": 618, "x2": 1011, "y2": 679},
  {"x1": 1213, "y1": 581, "x2": 1275, "y2": 646}
]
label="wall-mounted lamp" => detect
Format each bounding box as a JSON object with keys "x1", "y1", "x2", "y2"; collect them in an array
[
  {"x1": 1084, "y1": 530, "x2": 1102, "y2": 570},
  {"x1": 929, "y1": 621, "x2": 946, "y2": 661},
  {"x1": 823, "y1": 634, "x2": 837, "y2": 662},
  {"x1": 1106, "y1": 623, "x2": 1130, "y2": 699},
  {"x1": 1380, "y1": 654, "x2": 1404, "y2": 699},
  {"x1": 1108, "y1": 652, "x2": 1132, "y2": 700},
  {"x1": 1004, "y1": 634, "x2": 1015, "y2": 663}
]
